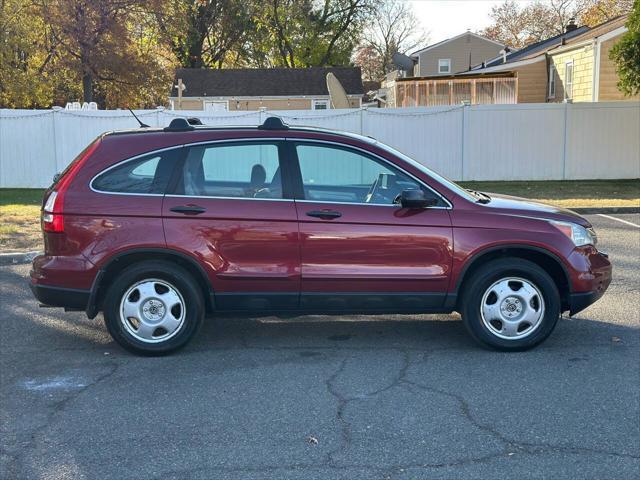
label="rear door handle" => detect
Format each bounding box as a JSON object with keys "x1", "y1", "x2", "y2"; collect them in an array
[
  {"x1": 170, "y1": 205, "x2": 207, "y2": 215},
  {"x1": 306, "y1": 210, "x2": 342, "y2": 219}
]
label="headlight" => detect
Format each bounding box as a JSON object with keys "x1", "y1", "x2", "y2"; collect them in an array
[{"x1": 550, "y1": 220, "x2": 597, "y2": 246}]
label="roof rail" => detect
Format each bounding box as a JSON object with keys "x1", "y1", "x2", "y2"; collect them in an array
[
  {"x1": 163, "y1": 118, "x2": 195, "y2": 132},
  {"x1": 258, "y1": 116, "x2": 289, "y2": 130}
]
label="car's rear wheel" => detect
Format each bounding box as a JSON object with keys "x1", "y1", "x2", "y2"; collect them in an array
[
  {"x1": 460, "y1": 258, "x2": 560, "y2": 351},
  {"x1": 103, "y1": 260, "x2": 204, "y2": 355}
]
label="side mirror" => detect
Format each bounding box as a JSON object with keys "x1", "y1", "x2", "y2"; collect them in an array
[{"x1": 395, "y1": 189, "x2": 438, "y2": 209}]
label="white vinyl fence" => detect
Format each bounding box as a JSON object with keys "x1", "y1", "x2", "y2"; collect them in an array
[{"x1": 0, "y1": 102, "x2": 638, "y2": 188}]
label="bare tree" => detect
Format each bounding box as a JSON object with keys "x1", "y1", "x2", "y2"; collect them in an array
[
  {"x1": 481, "y1": 0, "x2": 633, "y2": 49},
  {"x1": 355, "y1": 0, "x2": 427, "y2": 80},
  {"x1": 579, "y1": 0, "x2": 633, "y2": 25}
]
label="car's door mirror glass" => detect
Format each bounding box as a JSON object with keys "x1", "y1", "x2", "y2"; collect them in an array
[{"x1": 395, "y1": 189, "x2": 438, "y2": 209}]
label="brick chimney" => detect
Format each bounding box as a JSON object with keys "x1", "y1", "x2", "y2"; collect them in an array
[{"x1": 565, "y1": 18, "x2": 578, "y2": 33}]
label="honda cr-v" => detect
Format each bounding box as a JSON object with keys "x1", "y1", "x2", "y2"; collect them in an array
[{"x1": 30, "y1": 117, "x2": 612, "y2": 355}]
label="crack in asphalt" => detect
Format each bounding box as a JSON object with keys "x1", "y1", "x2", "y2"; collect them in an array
[
  {"x1": 323, "y1": 351, "x2": 412, "y2": 467},
  {"x1": 324, "y1": 356, "x2": 351, "y2": 465},
  {"x1": 320, "y1": 349, "x2": 638, "y2": 479},
  {"x1": 382, "y1": 352, "x2": 640, "y2": 478},
  {"x1": 2, "y1": 346, "x2": 637, "y2": 479},
  {"x1": 4, "y1": 361, "x2": 121, "y2": 478}
]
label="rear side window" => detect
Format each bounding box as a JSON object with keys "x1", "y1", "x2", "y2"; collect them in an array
[
  {"x1": 179, "y1": 143, "x2": 283, "y2": 199},
  {"x1": 92, "y1": 149, "x2": 179, "y2": 194}
]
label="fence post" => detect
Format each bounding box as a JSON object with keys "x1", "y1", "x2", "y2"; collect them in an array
[
  {"x1": 259, "y1": 107, "x2": 267, "y2": 124},
  {"x1": 51, "y1": 106, "x2": 62, "y2": 175},
  {"x1": 0, "y1": 109, "x2": 3, "y2": 187},
  {"x1": 156, "y1": 106, "x2": 164, "y2": 127},
  {"x1": 562, "y1": 102, "x2": 569, "y2": 180},
  {"x1": 359, "y1": 107, "x2": 367, "y2": 135},
  {"x1": 460, "y1": 104, "x2": 469, "y2": 181}
]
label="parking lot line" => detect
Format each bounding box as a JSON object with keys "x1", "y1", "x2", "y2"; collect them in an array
[{"x1": 596, "y1": 214, "x2": 640, "y2": 228}]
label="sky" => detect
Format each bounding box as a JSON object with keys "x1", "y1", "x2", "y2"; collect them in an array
[{"x1": 407, "y1": 0, "x2": 535, "y2": 46}]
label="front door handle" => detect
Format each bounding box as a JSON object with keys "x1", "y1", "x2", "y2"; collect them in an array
[
  {"x1": 306, "y1": 209, "x2": 342, "y2": 219},
  {"x1": 170, "y1": 205, "x2": 207, "y2": 215}
]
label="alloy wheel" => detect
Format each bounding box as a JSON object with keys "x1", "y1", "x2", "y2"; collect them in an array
[
  {"x1": 480, "y1": 277, "x2": 545, "y2": 340},
  {"x1": 119, "y1": 278, "x2": 186, "y2": 344}
]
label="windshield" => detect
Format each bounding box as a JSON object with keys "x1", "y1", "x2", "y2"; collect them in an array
[{"x1": 374, "y1": 142, "x2": 478, "y2": 203}]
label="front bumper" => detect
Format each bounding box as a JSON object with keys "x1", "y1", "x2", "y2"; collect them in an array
[
  {"x1": 566, "y1": 247, "x2": 612, "y2": 315},
  {"x1": 568, "y1": 289, "x2": 607, "y2": 316}
]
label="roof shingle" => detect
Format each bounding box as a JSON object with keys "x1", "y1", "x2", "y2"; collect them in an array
[{"x1": 171, "y1": 67, "x2": 364, "y2": 98}]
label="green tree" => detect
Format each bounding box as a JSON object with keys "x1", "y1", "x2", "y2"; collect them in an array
[
  {"x1": 0, "y1": 0, "x2": 62, "y2": 107},
  {"x1": 252, "y1": 0, "x2": 376, "y2": 68},
  {"x1": 610, "y1": 0, "x2": 640, "y2": 96},
  {"x1": 39, "y1": 0, "x2": 169, "y2": 106},
  {"x1": 151, "y1": 0, "x2": 254, "y2": 68},
  {"x1": 1, "y1": 0, "x2": 170, "y2": 108}
]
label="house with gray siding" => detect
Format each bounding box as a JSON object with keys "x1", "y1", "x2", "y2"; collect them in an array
[{"x1": 411, "y1": 31, "x2": 505, "y2": 77}]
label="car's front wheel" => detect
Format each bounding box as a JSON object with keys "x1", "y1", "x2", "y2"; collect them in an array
[
  {"x1": 460, "y1": 258, "x2": 561, "y2": 351},
  {"x1": 103, "y1": 260, "x2": 204, "y2": 355}
]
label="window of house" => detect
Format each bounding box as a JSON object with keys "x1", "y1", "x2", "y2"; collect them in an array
[
  {"x1": 204, "y1": 101, "x2": 228, "y2": 112},
  {"x1": 438, "y1": 59, "x2": 451, "y2": 74},
  {"x1": 180, "y1": 143, "x2": 282, "y2": 199},
  {"x1": 548, "y1": 64, "x2": 556, "y2": 99},
  {"x1": 295, "y1": 143, "x2": 441, "y2": 206},
  {"x1": 92, "y1": 151, "x2": 177, "y2": 194},
  {"x1": 564, "y1": 61, "x2": 574, "y2": 101},
  {"x1": 312, "y1": 99, "x2": 329, "y2": 110}
]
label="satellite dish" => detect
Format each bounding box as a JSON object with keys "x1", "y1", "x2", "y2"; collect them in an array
[{"x1": 326, "y1": 72, "x2": 350, "y2": 109}]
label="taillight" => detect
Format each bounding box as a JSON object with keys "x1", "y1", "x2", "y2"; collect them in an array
[
  {"x1": 42, "y1": 191, "x2": 63, "y2": 232},
  {"x1": 41, "y1": 138, "x2": 101, "y2": 233}
]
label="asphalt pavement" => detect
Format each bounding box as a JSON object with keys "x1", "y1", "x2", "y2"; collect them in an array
[{"x1": 1, "y1": 214, "x2": 638, "y2": 480}]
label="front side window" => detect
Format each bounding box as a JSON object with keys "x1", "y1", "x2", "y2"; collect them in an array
[
  {"x1": 92, "y1": 150, "x2": 177, "y2": 194},
  {"x1": 564, "y1": 61, "x2": 574, "y2": 100},
  {"x1": 295, "y1": 143, "x2": 442, "y2": 206},
  {"x1": 180, "y1": 143, "x2": 282, "y2": 199},
  {"x1": 438, "y1": 59, "x2": 451, "y2": 74}
]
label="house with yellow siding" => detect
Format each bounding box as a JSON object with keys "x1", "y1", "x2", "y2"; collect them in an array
[
  {"x1": 432, "y1": 15, "x2": 636, "y2": 106},
  {"x1": 547, "y1": 15, "x2": 637, "y2": 103},
  {"x1": 432, "y1": 20, "x2": 592, "y2": 104}
]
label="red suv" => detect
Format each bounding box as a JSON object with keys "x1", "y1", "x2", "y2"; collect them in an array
[{"x1": 30, "y1": 117, "x2": 612, "y2": 355}]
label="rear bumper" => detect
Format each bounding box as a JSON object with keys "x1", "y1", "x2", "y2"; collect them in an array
[
  {"x1": 30, "y1": 253, "x2": 97, "y2": 314},
  {"x1": 29, "y1": 282, "x2": 90, "y2": 310}
]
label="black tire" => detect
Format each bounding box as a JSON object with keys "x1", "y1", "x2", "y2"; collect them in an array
[
  {"x1": 460, "y1": 257, "x2": 561, "y2": 351},
  {"x1": 103, "y1": 260, "x2": 204, "y2": 355}
]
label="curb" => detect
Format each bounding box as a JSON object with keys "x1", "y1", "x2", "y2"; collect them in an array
[
  {"x1": 570, "y1": 206, "x2": 640, "y2": 214},
  {"x1": 0, "y1": 251, "x2": 41, "y2": 267}
]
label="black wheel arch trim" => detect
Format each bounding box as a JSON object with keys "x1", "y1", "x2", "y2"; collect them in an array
[
  {"x1": 87, "y1": 247, "x2": 215, "y2": 318},
  {"x1": 453, "y1": 244, "x2": 572, "y2": 297}
]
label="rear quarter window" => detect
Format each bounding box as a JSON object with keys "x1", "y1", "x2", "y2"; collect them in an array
[{"x1": 92, "y1": 149, "x2": 180, "y2": 194}]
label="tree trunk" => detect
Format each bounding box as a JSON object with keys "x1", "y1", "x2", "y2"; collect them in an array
[{"x1": 82, "y1": 73, "x2": 93, "y2": 103}]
